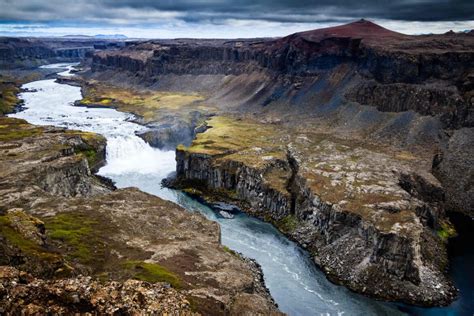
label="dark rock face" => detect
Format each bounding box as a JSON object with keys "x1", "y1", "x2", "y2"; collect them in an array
[
  {"x1": 432, "y1": 128, "x2": 474, "y2": 216},
  {"x1": 91, "y1": 21, "x2": 474, "y2": 129},
  {"x1": 0, "y1": 37, "x2": 128, "y2": 69},
  {"x1": 347, "y1": 81, "x2": 472, "y2": 129},
  {"x1": 137, "y1": 111, "x2": 209, "y2": 150}
]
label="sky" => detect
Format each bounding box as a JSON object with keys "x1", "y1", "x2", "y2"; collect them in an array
[{"x1": 0, "y1": 0, "x2": 473, "y2": 38}]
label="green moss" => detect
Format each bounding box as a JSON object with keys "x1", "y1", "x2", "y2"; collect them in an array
[
  {"x1": 437, "y1": 221, "x2": 457, "y2": 241},
  {"x1": 276, "y1": 214, "x2": 298, "y2": 233},
  {"x1": 79, "y1": 98, "x2": 93, "y2": 105},
  {"x1": 182, "y1": 187, "x2": 203, "y2": 196},
  {"x1": 213, "y1": 188, "x2": 239, "y2": 200},
  {"x1": 222, "y1": 245, "x2": 238, "y2": 256},
  {"x1": 81, "y1": 83, "x2": 206, "y2": 123},
  {"x1": 45, "y1": 213, "x2": 104, "y2": 264},
  {"x1": 183, "y1": 116, "x2": 287, "y2": 170},
  {"x1": 0, "y1": 80, "x2": 21, "y2": 115},
  {"x1": 0, "y1": 214, "x2": 58, "y2": 261},
  {"x1": 123, "y1": 260, "x2": 181, "y2": 288},
  {"x1": 78, "y1": 97, "x2": 113, "y2": 106},
  {"x1": 0, "y1": 118, "x2": 43, "y2": 141},
  {"x1": 98, "y1": 98, "x2": 113, "y2": 105},
  {"x1": 77, "y1": 148, "x2": 98, "y2": 167}
]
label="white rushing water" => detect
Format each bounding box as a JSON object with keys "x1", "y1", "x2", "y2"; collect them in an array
[{"x1": 10, "y1": 64, "x2": 405, "y2": 316}]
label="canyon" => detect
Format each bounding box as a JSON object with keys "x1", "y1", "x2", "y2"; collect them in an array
[
  {"x1": 0, "y1": 19, "x2": 473, "y2": 315},
  {"x1": 0, "y1": 103, "x2": 279, "y2": 315},
  {"x1": 86, "y1": 20, "x2": 473, "y2": 306}
]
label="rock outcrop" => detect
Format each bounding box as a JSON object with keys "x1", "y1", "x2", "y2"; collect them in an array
[
  {"x1": 0, "y1": 117, "x2": 280, "y2": 315},
  {"x1": 170, "y1": 116, "x2": 456, "y2": 306},
  {"x1": 0, "y1": 37, "x2": 128, "y2": 69},
  {"x1": 0, "y1": 266, "x2": 197, "y2": 315},
  {"x1": 432, "y1": 128, "x2": 474, "y2": 216}
]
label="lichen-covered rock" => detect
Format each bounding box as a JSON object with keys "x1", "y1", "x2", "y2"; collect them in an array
[
  {"x1": 432, "y1": 128, "x2": 474, "y2": 216},
  {"x1": 0, "y1": 117, "x2": 110, "y2": 207},
  {"x1": 0, "y1": 266, "x2": 198, "y2": 315}
]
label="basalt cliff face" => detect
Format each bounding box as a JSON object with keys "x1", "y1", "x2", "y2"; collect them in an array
[
  {"x1": 170, "y1": 116, "x2": 456, "y2": 306},
  {"x1": 85, "y1": 20, "x2": 473, "y2": 307},
  {"x1": 91, "y1": 20, "x2": 473, "y2": 129},
  {"x1": 0, "y1": 37, "x2": 128, "y2": 69},
  {"x1": 0, "y1": 117, "x2": 280, "y2": 315}
]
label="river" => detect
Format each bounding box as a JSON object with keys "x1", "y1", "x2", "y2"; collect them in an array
[{"x1": 9, "y1": 64, "x2": 472, "y2": 316}]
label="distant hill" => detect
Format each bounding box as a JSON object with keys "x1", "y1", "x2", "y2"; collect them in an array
[
  {"x1": 62, "y1": 34, "x2": 128, "y2": 39},
  {"x1": 93, "y1": 34, "x2": 128, "y2": 39}
]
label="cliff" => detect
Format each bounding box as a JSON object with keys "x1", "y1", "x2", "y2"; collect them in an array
[
  {"x1": 0, "y1": 117, "x2": 280, "y2": 315},
  {"x1": 91, "y1": 20, "x2": 473, "y2": 127},
  {"x1": 0, "y1": 37, "x2": 128, "y2": 69},
  {"x1": 170, "y1": 116, "x2": 456, "y2": 306},
  {"x1": 87, "y1": 20, "x2": 473, "y2": 218}
]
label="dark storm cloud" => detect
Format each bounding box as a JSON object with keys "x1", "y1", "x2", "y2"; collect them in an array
[{"x1": 0, "y1": 0, "x2": 473, "y2": 24}]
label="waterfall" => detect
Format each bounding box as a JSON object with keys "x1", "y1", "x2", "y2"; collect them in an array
[{"x1": 99, "y1": 135, "x2": 176, "y2": 175}]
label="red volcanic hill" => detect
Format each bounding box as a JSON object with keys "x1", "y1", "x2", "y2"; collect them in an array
[
  {"x1": 269, "y1": 19, "x2": 473, "y2": 52},
  {"x1": 265, "y1": 19, "x2": 410, "y2": 54},
  {"x1": 295, "y1": 19, "x2": 407, "y2": 42}
]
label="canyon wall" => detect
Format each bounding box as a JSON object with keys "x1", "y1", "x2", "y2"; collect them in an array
[
  {"x1": 171, "y1": 121, "x2": 456, "y2": 306},
  {"x1": 0, "y1": 37, "x2": 128, "y2": 68},
  {"x1": 89, "y1": 21, "x2": 473, "y2": 217},
  {"x1": 91, "y1": 23, "x2": 474, "y2": 129}
]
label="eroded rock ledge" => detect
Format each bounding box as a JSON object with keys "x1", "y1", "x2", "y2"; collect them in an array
[
  {"x1": 170, "y1": 115, "x2": 457, "y2": 306},
  {"x1": 0, "y1": 117, "x2": 280, "y2": 315}
]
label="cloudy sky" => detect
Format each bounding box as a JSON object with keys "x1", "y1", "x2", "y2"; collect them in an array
[{"x1": 0, "y1": 0, "x2": 473, "y2": 38}]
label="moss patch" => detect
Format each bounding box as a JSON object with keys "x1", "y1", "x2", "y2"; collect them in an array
[
  {"x1": 276, "y1": 214, "x2": 299, "y2": 233},
  {"x1": 79, "y1": 82, "x2": 208, "y2": 123},
  {"x1": 44, "y1": 213, "x2": 106, "y2": 265},
  {"x1": 123, "y1": 260, "x2": 182, "y2": 289},
  {"x1": 437, "y1": 220, "x2": 457, "y2": 241},
  {"x1": 0, "y1": 213, "x2": 59, "y2": 262},
  {"x1": 183, "y1": 116, "x2": 286, "y2": 167},
  {"x1": 0, "y1": 117, "x2": 43, "y2": 141},
  {"x1": 76, "y1": 148, "x2": 98, "y2": 167},
  {"x1": 0, "y1": 78, "x2": 21, "y2": 115},
  {"x1": 222, "y1": 245, "x2": 238, "y2": 257}
]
